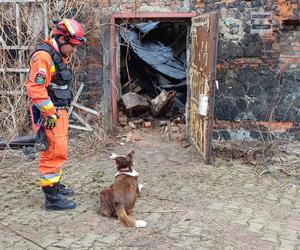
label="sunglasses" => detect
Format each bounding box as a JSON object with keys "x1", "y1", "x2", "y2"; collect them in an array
[
  {"x1": 71, "y1": 35, "x2": 87, "y2": 44},
  {"x1": 69, "y1": 43, "x2": 79, "y2": 48}
]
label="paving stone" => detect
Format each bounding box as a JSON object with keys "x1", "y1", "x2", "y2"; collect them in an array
[
  {"x1": 224, "y1": 201, "x2": 241, "y2": 212},
  {"x1": 188, "y1": 226, "x2": 201, "y2": 236},
  {"x1": 69, "y1": 243, "x2": 86, "y2": 250},
  {"x1": 77, "y1": 234, "x2": 101, "y2": 246},
  {"x1": 207, "y1": 202, "x2": 226, "y2": 210},
  {"x1": 1, "y1": 130, "x2": 300, "y2": 250},
  {"x1": 279, "y1": 229, "x2": 299, "y2": 242},
  {"x1": 282, "y1": 194, "x2": 296, "y2": 200},
  {"x1": 50, "y1": 237, "x2": 77, "y2": 248},
  {"x1": 265, "y1": 193, "x2": 278, "y2": 201},
  {"x1": 248, "y1": 217, "x2": 269, "y2": 226},
  {"x1": 96, "y1": 234, "x2": 118, "y2": 245},
  {"x1": 92, "y1": 241, "x2": 113, "y2": 250},
  {"x1": 280, "y1": 198, "x2": 293, "y2": 206},
  {"x1": 230, "y1": 216, "x2": 249, "y2": 225},
  {"x1": 265, "y1": 224, "x2": 283, "y2": 234},
  {"x1": 243, "y1": 183, "x2": 256, "y2": 189},
  {"x1": 40, "y1": 238, "x2": 60, "y2": 248},
  {"x1": 247, "y1": 222, "x2": 264, "y2": 233},
  {"x1": 260, "y1": 230, "x2": 279, "y2": 243},
  {"x1": 240, "y1": 207, "x2": 254, "y2": 216},
  {"x1": 168, "y1": 226, "x2": 186, "y2": 237},
  {"x1": 279, "y1": 239, "x2": 299, "y2": 250}
]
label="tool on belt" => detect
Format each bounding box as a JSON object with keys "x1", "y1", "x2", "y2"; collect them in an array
[
  {"x1": 32, "y1": 105, "x2": 48, "y2": 151},
  {"x1": 35, "y1": 124, "x2": 48, "y2": 151}
]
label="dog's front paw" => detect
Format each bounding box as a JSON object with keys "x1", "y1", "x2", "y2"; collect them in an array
[
  {"x1": 135, "y1": 220, "x2": 147, "y2": 227},
  {"x1": 138, "y1": 184, "x2": 144, "y2": 192}
]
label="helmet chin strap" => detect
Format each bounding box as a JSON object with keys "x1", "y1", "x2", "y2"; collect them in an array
[{"x1": 54, "y1": 35, "x2": 70, "y2": 57}]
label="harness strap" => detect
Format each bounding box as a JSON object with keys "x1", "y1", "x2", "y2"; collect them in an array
[{"x1": 115, "y1": 169, "x2": 139, "y2": 178}]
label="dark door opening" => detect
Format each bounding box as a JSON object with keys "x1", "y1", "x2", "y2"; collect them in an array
[
  {"x1": 110, "y1": 12, "x2": 218, "y2": 164},
  {"x1": 117, "y1": 20, "x2": 190, "y2": 121}
]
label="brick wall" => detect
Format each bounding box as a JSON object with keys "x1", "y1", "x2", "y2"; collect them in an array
[
  {"x1": 280, "y1": 22, "x2": 300, "y2": 70},
  {"x1": 103, "y1": 0, "x2": 191, "y2": 12},
  {"x1": 81, "y1": 0, "x2": 191, "y2": 112},
  {"x1": 193, "y1": 0, "x2": 300, "y2": 126},
  {"x1": 75, "y1": 6, "x2": 104, "y2": 110},
  {"x1": 84, "y1": 43, "x2": 103, "y2": 107},
  {"x1": 81, "y1": 0, "x2": 300, "y2": 136}
]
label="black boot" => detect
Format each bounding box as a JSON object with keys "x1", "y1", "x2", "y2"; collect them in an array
[
  {"x1": 42, "y1": 186, "x2": 76, "y2": 211},
  {"x1": 55, "y1": 182, "x2": 74, "y2": 196}
]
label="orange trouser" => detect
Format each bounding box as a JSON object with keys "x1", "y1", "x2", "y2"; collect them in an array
[{"x1": 32, "y1": 108, "x2": 68, "y2": 186}]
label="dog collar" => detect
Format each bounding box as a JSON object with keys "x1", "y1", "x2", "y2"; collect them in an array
[{"x1": 115, "y1": 169, "x2": 139, "y2": 177}]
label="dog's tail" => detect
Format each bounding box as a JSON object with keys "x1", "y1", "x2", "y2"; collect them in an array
[{"x1": 115, "y1": 203, "x2": 147, "y2": 228}]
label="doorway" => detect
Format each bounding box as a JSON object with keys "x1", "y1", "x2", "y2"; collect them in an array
[
  {"x1": 118, "y1": 19, "x2": 190, "y2": 119},
  {"x1": 111, "y1": 13, "x2": 195, "y2": 127},
  {"x1": 109, "y1": 12, "x2": 219, "y2": 164}
]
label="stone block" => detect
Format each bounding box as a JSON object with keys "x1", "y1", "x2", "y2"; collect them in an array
[
  {"x1": 279, "y1": 239, "x2": 299, "y2": 250},
  {"x1": 260, "y1": 230, "x2": 279, "y2": 243},
  {"x1": 247, "y1": 221, "x2": 264, "y2": 233},
  {"x1": 251, "y1": 0, "x2": 263, "y2": 7}
]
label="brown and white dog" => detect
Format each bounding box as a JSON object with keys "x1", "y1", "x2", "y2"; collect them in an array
[{"x1": 100, "y1": 150, "x2": 146, "y2": 227}]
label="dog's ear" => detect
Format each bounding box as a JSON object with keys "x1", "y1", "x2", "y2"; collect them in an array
[
  {"x1": 110, "y1": 153, "x2": 119, "y2": 160},
  {"x1": 127, "y1": 150, "x2": 135, "y2": 159}
]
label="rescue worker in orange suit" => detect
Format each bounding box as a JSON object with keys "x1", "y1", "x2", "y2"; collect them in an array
[{"x1": 26, "y1": 19, "x2": 86, "y2": 210}]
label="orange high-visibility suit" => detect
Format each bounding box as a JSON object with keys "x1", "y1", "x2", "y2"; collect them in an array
[{"x1": 26, "y1": 38, "x2": 69, "y2": 187}]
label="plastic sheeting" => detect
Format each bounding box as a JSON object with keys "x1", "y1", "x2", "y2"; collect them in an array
[
  {"x1": 133, "y1": 21, "x2": 160, "y2": 34},
  {"x1": 120, "y1": 27, "x2": 186, "y2": 80}
]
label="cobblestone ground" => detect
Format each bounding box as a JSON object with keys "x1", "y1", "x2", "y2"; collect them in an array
[{"x1": 0, "y1": 128, "x2": 299, "y2": 250}]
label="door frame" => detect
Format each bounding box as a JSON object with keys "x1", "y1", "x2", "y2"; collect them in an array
[{"x1": 109, "y1": 12, "x2": 196, "y2": 132}]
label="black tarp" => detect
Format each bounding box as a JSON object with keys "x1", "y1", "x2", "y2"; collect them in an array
[{"x1": 120, "y1": 26, "x2": 186, "y2": 80}]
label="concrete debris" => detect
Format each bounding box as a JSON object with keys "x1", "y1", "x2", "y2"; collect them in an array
[
  {"x1": 128, "y1": 121, "x2": 136, "y2": 129},
  {"x1": 126, "y1": 131, "x2": 141, "y2": 142},
  {"x1": 158, "y1": 120, "x2": 168, "y2": 127},
  {"x1": 150, "y1": 90, "x2": 176, "y2": 117},
  {"x1": 143, "y1": 121, "x2": 152, "y2": 128},
  {"x1": 118, "y1": 111, "x2": 128, "y2": 126},
  {"x1": 177, "y1": 136, "x2": 190, "y2": 148},
  {"x1": 121, "y1": 92, "x2": 150, "y2": 111},
  {"x1": 133, "y1": 118, "x2": 143, "y2": 125},
  {"x1": 122, "y1": 80, "x2": 142, "y2": 94}
]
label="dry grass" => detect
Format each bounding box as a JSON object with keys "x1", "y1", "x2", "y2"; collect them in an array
[{"x1": 213, "y1": 135, "x2": 300, "y2": 180}]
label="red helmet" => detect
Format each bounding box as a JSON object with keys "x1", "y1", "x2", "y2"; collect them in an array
[{"x1": 52, "y1": 19, "x2": 86, "y2": 45}]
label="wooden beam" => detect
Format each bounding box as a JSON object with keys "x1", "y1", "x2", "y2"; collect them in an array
[
  {"x1": 0, "y1": 90, "x2": 24, "y2": 95},
  {"x1": 71, "y1": 110, "x2": 93, "y2": 131},
  {"x1": 67, "y1": 83, "x2": 84, "y2": 117},
  {"x1": 0, "y1": 46, "x2": 31, "y2": 50},
  {"x1": 0, "y1": 0, "x2": 43, "y2": 3},
  {"x1": 0, "y1": 68, "x2": 29, "y2": 73},
  {"x1": 69, "y1": 124, "x2": 93, "y2": 132},
  {"x1": 71, "y1": 102, "x2": 100, "y2": 116}
]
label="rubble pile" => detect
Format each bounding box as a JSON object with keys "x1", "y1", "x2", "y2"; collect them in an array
[{"x1": 118, "y1": 21, "x2": 188, "y2": 120}]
